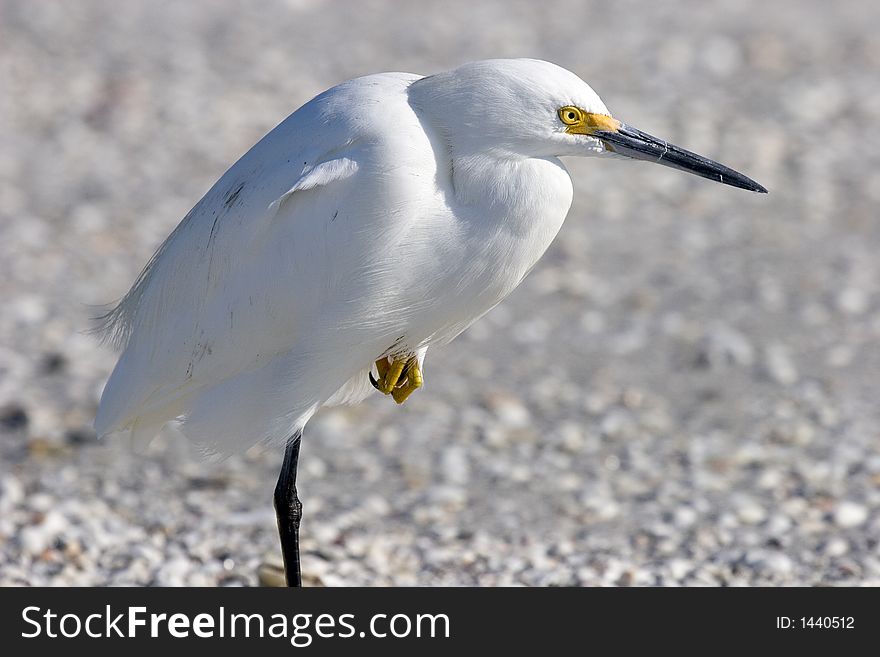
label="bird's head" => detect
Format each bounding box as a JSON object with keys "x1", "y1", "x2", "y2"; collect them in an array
[{"x1": 409, "y1": 58, "x2": 766, "y2": 193}]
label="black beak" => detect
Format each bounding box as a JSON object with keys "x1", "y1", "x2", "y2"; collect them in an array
[{"x1": 593, "y1": 123, "x2": 767, "y2": 193}]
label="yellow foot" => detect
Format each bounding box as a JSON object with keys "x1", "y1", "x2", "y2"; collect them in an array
[
  {"x1": 370, "y1": 355, "x2": 423, "y2": 404},
  {"x1": 392, "y1": 358, "x2": 423, "y2": 404},
  {"x1": 371, "y1": 357, "x2": 405, "y2": 394}
]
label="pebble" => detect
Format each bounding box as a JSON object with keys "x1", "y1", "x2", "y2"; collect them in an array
[
  {"x1": 20, "y1": 511, "x2": 69, "y2": 555},
  {"x1": 486, "y1": 394, "x2": 531, "y2": 429},
  {"x1": 0, "y1": 476, "x2": 25, "y2": 513},
  {"x1": 834, "y1": 502, "x2": 869, "y2": 528},
  {"x1": 674, "y1": 506, "x2": 698, "y2": 528},
  {"x1": 736, "y1": 499, "x2": 768, "y2": 525},
  {"x1": 762, "y1": 552, "x2": 794, "y2": 577},
  {"x1": 704, "y1": 324, "x2": 755, "y2": 368},
  {"x1": 837, "y1": 287, "x2": 868, "y2": 315},
  {"x1": 763, "y1": 344, "x2": 799, "y2": 386},
  {"x1": 441, "y1": 445, "x2": 470, "y2": 485},
  {"x1": 824, "y1": 537, "x2": 849, "y2": 558}
]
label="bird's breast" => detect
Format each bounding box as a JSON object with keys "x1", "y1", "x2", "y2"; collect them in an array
[
  {"x1": 460, "y1": 154, "x2": 573, "y2": 287},
  {"x1": 404, "y1": 155, "x2": 573, "y2": 345}
]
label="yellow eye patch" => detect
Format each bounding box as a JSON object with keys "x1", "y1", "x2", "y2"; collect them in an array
[{"x1": 558, "y1": 106, "x2": 621, "y2": 134}]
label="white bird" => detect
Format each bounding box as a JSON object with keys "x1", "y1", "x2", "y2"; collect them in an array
[{"x1": 95, "y1": 58, "x2": 765, "y2": 586}]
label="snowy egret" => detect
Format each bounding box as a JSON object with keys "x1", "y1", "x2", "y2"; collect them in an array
[{"x1": 95, "y1": 59, "x2": 765, "y2": 587}]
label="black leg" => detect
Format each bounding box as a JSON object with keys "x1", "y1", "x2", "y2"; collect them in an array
[{"x1": 274, "y1": 431, "x2": 303, "y2": 587}]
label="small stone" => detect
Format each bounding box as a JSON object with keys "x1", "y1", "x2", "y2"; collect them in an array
[
  {"x1": 363, "y1": 495, "x2": 391, "y2": 517},
  {"x1": 0, "y1": 404, "x2": 29, "y2": 431},
  {"x1": 824, "y1": 537, "x2": 849, "y2": 557},
  {"x1": 834, "y1": 502, "x2": 868, "y2": 528},
  {"x1": 621, "y1": 387, "x2": 644, "y2": 409},
  {"x1": 42, "y1": 352, "x2": 66, "y2": 375},
  {"x1": 511, "y1": 318, "x2": 549, "y2": 344},
  {"x1": 736, "y1": 500, "x2": 767, "y2": 525},
  {"x1": 764, "y1": 344, "x2": 798, "y2": 385},
  {"x1": 757, "y1": 469, "x2": 783, "y2": 489},
  {"x1": 509, "y1": 465, "x2": 530, "y2": 483},
  {"x1": 441, "y1": 445, "x2": 469, "y2": 485},
  {"x1": 579, "y1": 310, "x2": 605, "y2": 334},
  {"x1": 668, "y1": 559, "x2": 692, "y2": 580},
  {"x1": 706, "y1": 323, "x2": 755, "y2": 368},
  {"x1": 674, "y1": 506, "x2": 698, "y2": 528},
  {"x1": 305, "y1": 457, "x2": 327, "y2": 478},
  {"x1": 837, "y1": 287, "x2": 868, "y2": 315},
  {"x1": 257, "y1": 562, "x2": 287, "y2": 587},
  {"x1": 156, "y1": 557, "x2": 191, "y2": 587},
  {"x1": 20, "y1": 511, "x2": 68, "y2": 555},
  {"x1": 703, "y1": 36, "x2": 743, "y2": 76},
  {"x1": 600, "y1": 409, "x2": 635, "y2": 440},
  {"x1": 763, "y1": 552, "x2": 793, "y2": 576},
  {"x1": 0, "y1": 475, "x2": 25, "y2": 513},
  {"x1": 603, "y1": 455, "x2": 620, "y2": 471},
  {"x1": 826, "y1": 345, "x2": 853, "y2": 368},
  {"x1": 556, "y1": 422, "x2": 585, "y2": 453},
  {"x1": 15, "y1": 295, "x2": 48, "y2": 324},
  {"x1": 766, "y1": 514, "x2": 791, "y2": 537},
  {"x1": 486, "y1": 394, "x2": 531, "y2": 429}
]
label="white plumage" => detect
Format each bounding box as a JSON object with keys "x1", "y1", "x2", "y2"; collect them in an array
[{"x1": 95, "y1": 58, "x2": 764, "y2": 455}]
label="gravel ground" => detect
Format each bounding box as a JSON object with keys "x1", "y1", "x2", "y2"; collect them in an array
[{"x1": 2, "y1": 0, "x2": 879, "y2": 586}]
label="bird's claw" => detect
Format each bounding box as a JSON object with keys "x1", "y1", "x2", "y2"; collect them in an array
[
  {"x1": 370, "y1": 355, "x2": 422, "y2": 404},
  {"x1": 371, "y1": 357, "x2": 404, "y2": 394}
]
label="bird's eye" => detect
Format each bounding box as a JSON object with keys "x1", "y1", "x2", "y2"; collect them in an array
[{"x1": 559, "y1": 106, "x2": 582, "y2": 125}]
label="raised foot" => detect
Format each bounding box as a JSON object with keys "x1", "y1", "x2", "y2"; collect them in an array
[{"x1": 369, "y1": 355, "x2": 422, "y2": 404}]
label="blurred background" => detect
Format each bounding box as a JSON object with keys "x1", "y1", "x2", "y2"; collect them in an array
[{"x1": 1, "y1": 0, "x2": 879, "y2": 585}]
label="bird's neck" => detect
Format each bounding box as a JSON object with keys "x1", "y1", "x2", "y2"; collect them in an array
[{"x1": 451, "y1": 152, "x2": 573, "y2": 235}]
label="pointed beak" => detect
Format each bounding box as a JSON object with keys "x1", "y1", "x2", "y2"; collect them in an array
[{"x1": 593, "y1": 122, "x2": 767, "y2": 193}]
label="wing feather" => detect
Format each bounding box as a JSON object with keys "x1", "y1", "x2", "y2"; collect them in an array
[{"x1": 96, "y1": 144, "x2": 364, "y2": 437}]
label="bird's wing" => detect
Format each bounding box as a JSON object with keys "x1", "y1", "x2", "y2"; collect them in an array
[
  {"x1": 96, "y1": 156, "x2": 357, "y2": 436},
  {"x1": 95, "y1": 72, "x2": 428, "y2": 443},
  {"x1": 268, "y1": 157, "x2": 359, "y2": 212}
]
